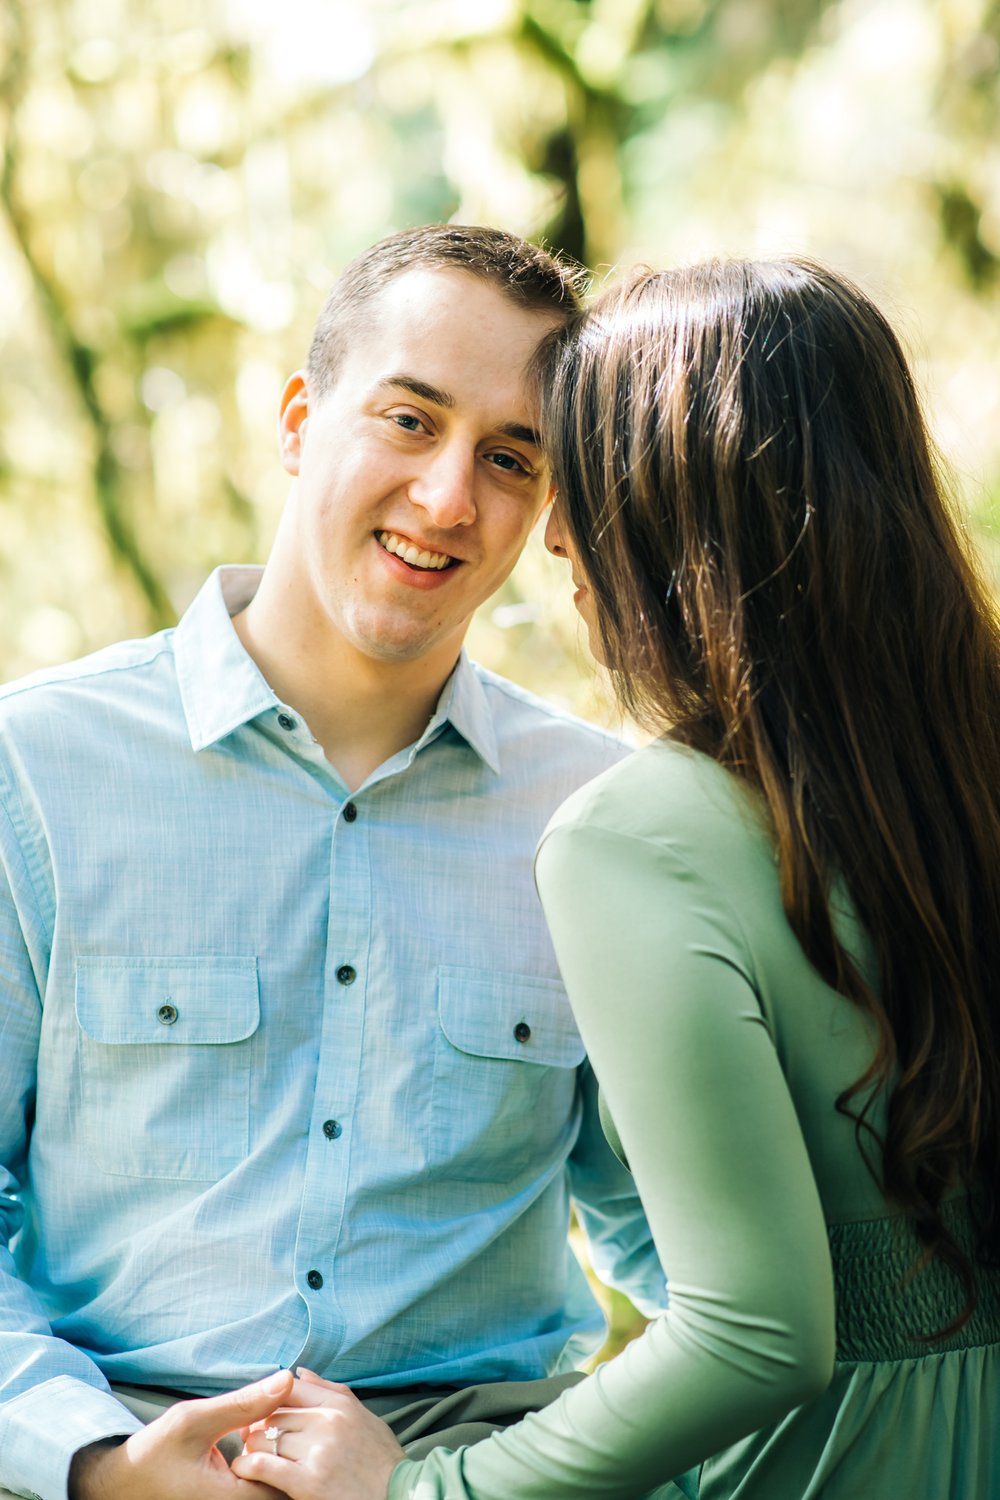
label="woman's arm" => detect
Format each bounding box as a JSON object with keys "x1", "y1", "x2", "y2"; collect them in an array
[{"x1": 389, "y1": 818, "x2": 835, "y2": 1498}]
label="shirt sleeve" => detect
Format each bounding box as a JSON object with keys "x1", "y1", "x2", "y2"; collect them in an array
[
  {"x1": 566, "y1": 1060, "x2": 667, "y2": 1320},
  {"x1": 0, "y1": 793, "x2": 142, "y2": 1500},
  {"x1": 388, "y1": 816, "x2": 835, "y2": 1499}
]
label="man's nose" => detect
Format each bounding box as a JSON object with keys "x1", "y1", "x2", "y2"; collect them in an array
[{"x1": 409, "y1": 445, "x2": 477, "y2": 529}]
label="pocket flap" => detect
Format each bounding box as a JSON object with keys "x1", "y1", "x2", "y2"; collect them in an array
[
  {"x1": 75, "y1": 956, "x2": 260, "y2": 1045},
  {"x1": 438, "y1": 965, "x2": 585, "y2": 1067}
]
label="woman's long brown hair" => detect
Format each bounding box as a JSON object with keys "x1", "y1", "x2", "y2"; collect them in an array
[{"x1": 541, "y1": 258, "x2": 1000, "y2": 1332}]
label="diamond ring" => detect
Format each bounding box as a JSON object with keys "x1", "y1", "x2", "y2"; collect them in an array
[{"x1": 263, "y1": 1424, "x2": 283, "y2": 1457}]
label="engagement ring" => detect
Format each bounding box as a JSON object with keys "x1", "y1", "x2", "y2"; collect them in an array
[{"x1": 263, "y1": 1424, "x2": 283, "y2": 1457}]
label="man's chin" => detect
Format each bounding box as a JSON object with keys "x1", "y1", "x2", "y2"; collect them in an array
[{"x1": 345, "y1": 614, "x2": 468, "y2": 668}]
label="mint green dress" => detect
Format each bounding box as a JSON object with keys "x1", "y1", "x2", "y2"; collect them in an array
[{"x1": 389, "y1": 742, "x2": 1000, "y2": 1499}]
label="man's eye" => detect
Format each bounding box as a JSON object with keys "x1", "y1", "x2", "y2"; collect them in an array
[
  {"x1": 487, "y1": 451, "x2": 531, "y2": 476},
  {"x1": 392, "y1": 413, "x2": 425, "y2": 432}
]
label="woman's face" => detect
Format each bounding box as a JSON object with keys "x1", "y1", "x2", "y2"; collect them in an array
[{"x1": 543, "y1": 498, "x2": 605, "y2": 663}]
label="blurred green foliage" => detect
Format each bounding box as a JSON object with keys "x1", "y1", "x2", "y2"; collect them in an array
[
  {"x1": 3, "y1": 0, "x2": 1000, "y2": 1352},
  {"x1": 1, "y1": 0, "x2": 998, "y2": 705}
]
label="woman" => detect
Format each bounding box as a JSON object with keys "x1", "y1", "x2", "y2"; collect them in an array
[{"x1": 233, "y1": 258, "x2": 1000, "y2": 1497}]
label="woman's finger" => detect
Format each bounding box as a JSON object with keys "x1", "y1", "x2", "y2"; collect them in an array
[
  {"x1": 245, "y1": 1407, "x2": 309, "y2": 1434},
  {"x1": 231, "y1": 1449, "x2": 307, "y2": 1497},
  {"x1": 282, "y1": 1370, "x2": 354, "y2": 1406},
  {"x1": 243, "y1": 1418, "x2": 310, "y2": 1459},
  {"x1": 296, "y1": 1366, "x2": 349, "y2": 1389}
]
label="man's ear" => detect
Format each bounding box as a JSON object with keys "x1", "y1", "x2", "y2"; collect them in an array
[{"x1": 278, "y1": 371, "x2": 311, "y2": 476}]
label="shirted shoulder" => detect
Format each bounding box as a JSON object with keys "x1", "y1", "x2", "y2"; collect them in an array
[
  {"x1": 473, "y1": 663, "x2": 629, "y2": 780},
  {"x1": 534, "y1": 740, "x2": 783, "y2": 1029},
  {"x1": 470, "y1": 661, "x2": 627, "y2": 761},
  {"x1": 540, "y1": 737, "x2": 776, "y2": 887},
  {"x1": 0, "y1": 630, "x2": 175, "y2": 721}
]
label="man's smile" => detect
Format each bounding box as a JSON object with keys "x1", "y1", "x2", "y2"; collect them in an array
[{"x1": 376, "y1": 530, "x2": 459, "y2": 573}]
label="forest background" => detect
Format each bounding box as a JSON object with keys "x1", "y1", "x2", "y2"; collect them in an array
[{"x1": 3, "y1": 0, "x2": 1000, "y2": 1353}]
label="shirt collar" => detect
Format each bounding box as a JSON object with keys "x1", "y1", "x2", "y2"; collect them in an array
[
  {"x1": 427, "y1": 652, "x2": 500, "y2": 775},
  {"x1": 174, "y1": 567, "x2": 280, "y2": 751},
  {"x1": 174, "y1": 566, "x2": 501, "y2": 773}
]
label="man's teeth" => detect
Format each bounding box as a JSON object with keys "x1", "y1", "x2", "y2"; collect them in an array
[{"x1": 377, "y1": 531, "x2": 453, "y2": 571}]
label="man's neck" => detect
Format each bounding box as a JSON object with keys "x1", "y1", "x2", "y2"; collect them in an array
[{"x1": 231, "y1": 592, "x2": 461, "y2": 794}]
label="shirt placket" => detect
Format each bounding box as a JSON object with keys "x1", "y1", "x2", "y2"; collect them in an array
[{"x1": 288, "y1": 765, "x2": 372, "y2": 1366}]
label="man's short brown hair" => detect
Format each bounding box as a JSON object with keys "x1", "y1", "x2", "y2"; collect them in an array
[{"x1": 307, "y1": 224, "x2": 586, "y2": 398}]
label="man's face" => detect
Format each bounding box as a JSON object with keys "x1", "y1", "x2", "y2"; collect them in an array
[{"x1": 278, "y1": 268, "x2": 561, "y2": 671}]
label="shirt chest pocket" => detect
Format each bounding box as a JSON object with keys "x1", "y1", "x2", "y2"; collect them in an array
[
  {"x1": 431, "y1": 965, "x2": 586, "y2": 1184},
  {"x1": 74, "y1": 956, "x2": 260, "y2": 1181}
]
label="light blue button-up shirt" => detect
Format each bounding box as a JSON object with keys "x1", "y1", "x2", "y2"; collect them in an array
[{"x1": 0, "y1": 567, "x2": 665, "y2": 1500}]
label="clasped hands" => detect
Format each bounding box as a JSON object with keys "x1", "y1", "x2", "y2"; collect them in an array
[
  {"x1": 69, "y1": 1368, "x2": 405, "y2": 1500},
  {"x1": 234, "y1": 1367, "x2": 406, "y2": 1499}
]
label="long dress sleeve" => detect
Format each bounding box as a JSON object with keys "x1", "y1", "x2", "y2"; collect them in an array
[{"x1": 388, "y1": 775, "x2": 836, "y2": 1500}]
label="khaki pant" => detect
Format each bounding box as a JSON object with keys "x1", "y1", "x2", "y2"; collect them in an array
[{"x1": 0, "y1": 1372, "x2": 586, "y2": 1499}]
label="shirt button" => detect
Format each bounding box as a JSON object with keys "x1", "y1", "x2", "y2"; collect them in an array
[
  {"x1": 336, "y1": 964, "x2": 357, "y2": 986},
  {"x1": 322, "y1": 1119, "x2": 342, "y2": 1139},
  {"x1": 157, "y1": 1003, "x2": 179, "y2": 1026},
  {"x1": 342, "y1": 801, "x2": 358, "y2": 823},
  {"x1": 277, "y1": 712, "x2": 296, "y2": 731},
  {"x1": 306, "y1": 1269, "x2": 324, "y2": 1291},
  {"x1": 513, "y1": 1021, "x2": 531, "y2": 1043}
]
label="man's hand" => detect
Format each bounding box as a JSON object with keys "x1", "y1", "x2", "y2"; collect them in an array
[
  {"x1": 232, "y1": 1368, "x2": 406, "y2": 1500},
  {"x1": 69, "y1": 1370, "x2": 295, "y2": 1500}
]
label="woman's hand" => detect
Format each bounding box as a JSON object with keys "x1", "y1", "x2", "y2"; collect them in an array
[{"x1": 231, "y1": 1369, "x2": 406, "y2": 1500}]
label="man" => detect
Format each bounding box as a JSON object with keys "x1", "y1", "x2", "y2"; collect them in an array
[{"x1": 0, "y1": 226, "x2": 665, "y2": 1500}]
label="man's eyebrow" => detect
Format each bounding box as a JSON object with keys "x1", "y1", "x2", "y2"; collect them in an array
[
  {"x1": 376, "y1": 375, "x2": 455, "y2": 407},
  {"x1": 376, "y1": 376, "x2": 542, "y2": 450},
  {"x1": 373, "y1": 375, "x2": 539, "y2": 444},
  {"x1": 496, "y1": 421, "x2": 542, "y2": 449}
]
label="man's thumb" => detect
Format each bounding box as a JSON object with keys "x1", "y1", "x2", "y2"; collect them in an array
[{"x1": 173, "y1": 1371, "x2": 294, "y2": 1448}]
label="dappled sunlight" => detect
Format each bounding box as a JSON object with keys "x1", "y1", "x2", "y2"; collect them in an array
[{"x1": 0, "y1": 0, "x2": 996, "y2": 672}]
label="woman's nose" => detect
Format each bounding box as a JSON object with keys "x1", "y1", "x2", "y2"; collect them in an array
[{"x1": 544, "y1": 502, "x2": 567, "y2": 557}]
